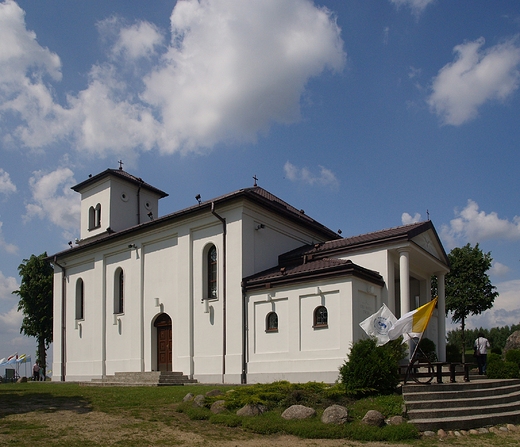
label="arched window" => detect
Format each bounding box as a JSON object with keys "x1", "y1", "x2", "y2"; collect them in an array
[
  {"x1": 114, "y1": 268, "x2": 124, "y2": 314},
  {"x1": 88, "y1": 206, "x2": 95, "y2": 230},
  {"x1": 266, "y1": 312, "x2": 278, "y2": 332},
  {"x1": 95, "y1": 203, "x2": 101, "y2": 228},
  {"x1": 88, "y1": 204, "x2": 102, "y2": 230},
  {"x1": 75, "y1": 278, "x2": 84, "y2": 320},
  {"x1": 313, "y1": 306, "x2": 328, "y2": 328},
  {"x1": 207, "y1": 245, "x2": 217, "y2": 300}
]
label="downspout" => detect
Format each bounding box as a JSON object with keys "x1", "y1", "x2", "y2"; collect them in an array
[
  {"x1": 211, "y1": 202, "x2": 226, "y2": 383},
  {"x1": 241, "y1": 282, "x2": 247, "y2": 384},
  {"x1": 136, "y1": 182, "x2": 142, "y2": 225},
  {"x1": 53, "y1": 257, "x2": 66, "y2": 382}
]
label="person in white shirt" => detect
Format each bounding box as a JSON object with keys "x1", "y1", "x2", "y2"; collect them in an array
[{"x1": 474, "y1": 333, "x2": 490, "y2": 375}]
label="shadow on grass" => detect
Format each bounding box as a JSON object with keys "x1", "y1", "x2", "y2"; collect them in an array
[{"x1": 0, "y1": 384, "x2": 91, "y2": 419}]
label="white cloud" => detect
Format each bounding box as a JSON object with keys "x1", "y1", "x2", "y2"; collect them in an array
[
  {"x1": 401, "y1": 212, "x2": 422, "y2": 225},
  {"x1": 463, "y1": 279, "x2": 520, "y2": 330},
  {"x1": 284, "y1": 161, "x2": 339, "y2": 189},
  {"x1": 389, "y1": 0, "x2": 435, "y2": 16},
  {"x1": 491, "y1": 261, "x2": 511, "y2": 277},
  {"x1": 441, "y1": 199, "x2": 520, "y2": 248},
  {"x1": 0, "y1": 269, "x2": 18, "y2": 301},
  {"x1": 24, "y1": 167, "x2": 80, "y2": 232},
  {"x1": 110, "y1": 20, "x2": 164, "y2": 60},
  {"x1": 0, "y1": 0, "x2": 65, "y2": 147},
  {"x1": 0, "y1": 221, "x2": 18, "y2": 254},
  {"x1": 0, "y1": 168, "x2": 16, "y2": 195},
  {"x1": 428, "y1": 37, "x2": 520, "y2": 126},
  {"x1": 0, "y1": 0, "x2": 345, "y2": 158}
]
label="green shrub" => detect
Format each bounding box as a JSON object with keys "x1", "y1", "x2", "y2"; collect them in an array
[
  {"x1": 445, "y1": 343, "x2": 460, "y2": 362},
  {"x1": 505, "y1": 349, "x2": 520, "y2": 367},
  {"x1": 418, "y1": 337, "x2": 437, "y2": 362},
  {"x1": 339, "y1": 338, "x2": 406, "y2": 396},
  {"x1": 486, "y1": 359, "x2": 520, "y2": 379}
]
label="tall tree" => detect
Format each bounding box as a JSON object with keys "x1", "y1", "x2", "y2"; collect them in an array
[
  {"x1": 13, "y1": 253, "x2": 53, "y2": 378},
  {"x1": 445, "y1": 243, "x2": 498, "y2": 363}
]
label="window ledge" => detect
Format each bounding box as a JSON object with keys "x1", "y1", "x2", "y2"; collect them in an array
[{"x1": 313, "y1": 324, "x2": 328, "y2": 330}]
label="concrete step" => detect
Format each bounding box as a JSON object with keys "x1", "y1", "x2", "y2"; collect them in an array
[
  {"x1": 403, "y1": 379, "x2": 520, "y2": 431},
  {"x1": 87, "y1": 371, "x2": 197, "y2": 386}
]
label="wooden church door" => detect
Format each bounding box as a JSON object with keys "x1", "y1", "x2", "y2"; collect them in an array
[{"x1": 154, "y1": 313, "x2": 172, "y2": 372}]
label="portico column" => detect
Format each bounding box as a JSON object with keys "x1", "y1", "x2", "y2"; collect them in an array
[
  {"x1": 398, "y1": 249, "x2": 410, "y2": 316},
  {"x1": 437, "y1": 273, "x2": 446, "y2": 361}
]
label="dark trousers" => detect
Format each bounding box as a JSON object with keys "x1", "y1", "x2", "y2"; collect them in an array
[{"x1": 476, "y1": 354, "x2": 487, "y2": 375}]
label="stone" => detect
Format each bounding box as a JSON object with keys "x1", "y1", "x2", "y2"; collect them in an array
[
  {"x1": 423, "y1": 431, "x2": 436, "y2": 437},
  {"x1": 454, "y1": 431, "x2": 462, "y2": 437},
  {"x1": 507, "y1": 424, "x2": 516, "y2": 431},
  {"x1": 281, "y1": 405, "x2": 316, "y2": 420},
  {"x1": 361, "y1": 410, "x2": 385, "y2": 427},
  {"x1": 500, "y1": 426, "x2": 510, "y2": 432},
  {"x1": 468, "y1": 429, "x2": 478, "y2": 435},
  {"x1": 210, "y1": 400, "x2": 227, "y2": 414},
  {"x1": 193, "y1": 394, "x2": 205, "y2": 407},
  {"x1": 236, "y1": 404, "x2": 267, "y2": 417},
  {"x1": 205, "y1": 389, "x2": 223, "y2": 397},
  {"x1": 504, "y1": 331, "x2": 520, "y2": 353},
  {"x1": 17, "y1": 377, "x2": 27, "y2": 383},
  {"x1": 437, "y1": 429, "x2": 447, "y2": 438},
  {"x1": 387, "y1": 415, "x2": 405, "y2": 426},
  {"x1": 321, "y1": 405, "x2": 348, "y2": 425},
  {"x1": 478, "y1": 427, "x2": 489, "y2": 434},
  {"x1": 182, "y1": 393, "x2": 194, "y2": 402}
]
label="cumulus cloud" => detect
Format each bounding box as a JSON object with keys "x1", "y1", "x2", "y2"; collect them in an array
[
  {"x1": 463, "y1": 279, "x2": 520, "y2": 329},
  {"x1": 110, "y1": 20, "x2": 164, "y2": 60},
  {"x1": 428, "y1": 37, "x2": 520, "y2": 125},
  {"x1": 284, "y1": 161, "x2": 339, "y2": 189},
  {"x1": 0, "y1": 0, "x2": 65, "y2": 147},
  {"x1": 0, "y1": 221, "x2": 18, "y2": 254},
  {"x1": 0, "y1": 168, "x2": 16, "y2": 195},
  {"x1": 491, "y1": 261, "x2": 511, "y2": 277},
  {"x1": 24, "y1": 167, "x2": 80, "y2": 232},
  {"x1": 401, "y1": 212, "x2": 422, "y2": 225},
  {"x1": 0, "y1": 0, "x2": 345, "y2": 158},
  {"x1": 0, "y1": 269, "x2": 18, "y2": 301},
  {"x1": 441, "y1": 199, "x2": 520, "y2": 248},
  {"x1": 389, "y1": 0, "x2": 435, "y2": 16}
]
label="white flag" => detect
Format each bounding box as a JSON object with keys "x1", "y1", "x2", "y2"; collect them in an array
[{"x1": 359, "y1": 304, "x2": 397, "y2": 346}]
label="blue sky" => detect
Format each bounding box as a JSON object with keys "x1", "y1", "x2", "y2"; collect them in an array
[{"x1": 1, "y1": 0, "x2": 520, "y2": 365}]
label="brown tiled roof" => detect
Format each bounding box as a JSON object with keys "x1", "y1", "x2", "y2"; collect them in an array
[
  {"x1": 72, "y1": 168, "x2": 169, "y2": 198},
  {"x1": 242, "y1": 257, "x2": 384, "y2": 291},
  {"x1": 279, "y1": 220, "x2": 447, "y2": 264},
  {"x1": 50, "y1": 184, "x2": 338, "y2": 259}
]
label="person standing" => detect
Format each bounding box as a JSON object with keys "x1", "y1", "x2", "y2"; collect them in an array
[
  {"x1": 32, "y1": 362, "x2": 40, "y2": 381},
  {"x1": 474, "y1": 333, "x2": 490, "y2": 375}
]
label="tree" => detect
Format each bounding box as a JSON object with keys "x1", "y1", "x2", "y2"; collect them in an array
[
  {"x1": 445, "y1": 243, "x2": 498, "y2": 363},
  {"x1": 12, "y1": 253, "x2": 53, "y2": 378}
]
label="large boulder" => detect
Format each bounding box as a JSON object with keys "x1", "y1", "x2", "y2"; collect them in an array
[
  {"x1": 281, "y1": 405, "x2": 316, "y2": 420},
  {"x1": 236, "y1": 404, "x2": 267, "y2": 416},
  {"x1": 182, "y1": 393, "x2": 194, "y2": 402},
  {"x1": 362, "y1": 410, "x2": 385, "y2": 427},
  {"x1": 504, "y1": 331, "x2": 520, "y2": 353},
  {"x1": 321, "y1": 405, "x2": 348, "y2": 425},
  {"x1": 205, "y1": 389, "x2": 223, "y2": 397},
  {"x1": 193, "y1": 394, "x2": 205, "y2": 407},
  {"x1": 210, "y1": 400, "x2": 227, "y2": 414}
]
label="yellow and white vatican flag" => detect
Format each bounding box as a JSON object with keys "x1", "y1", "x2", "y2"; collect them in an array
[
  {"x1": 387, "y1": 297, "x2": 438, "y2": 342},
  {"x1": 359, "y1": 303, "x2": 397, "y2": 346}
]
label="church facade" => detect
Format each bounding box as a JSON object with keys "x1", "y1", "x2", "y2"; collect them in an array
[{"x1": 50, "y1": 167, "x2": 449, "y2": 384}]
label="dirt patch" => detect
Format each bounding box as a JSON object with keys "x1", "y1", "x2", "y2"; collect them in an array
[{"x1": 1, "y1": 392, "x2": 519, "y2": 446}]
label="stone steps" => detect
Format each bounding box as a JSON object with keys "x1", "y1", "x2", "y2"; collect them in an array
[
  {"x1": 403, "y1": 378, "x2": 520, "y2": 431},
  {"x1": 84, "y1": 371, "x2": 197, "y2": 386}
]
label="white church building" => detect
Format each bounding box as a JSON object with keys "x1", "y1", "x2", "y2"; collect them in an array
[{"x1": 50, "y1": 167, "x2": 449, "y2": 384}]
